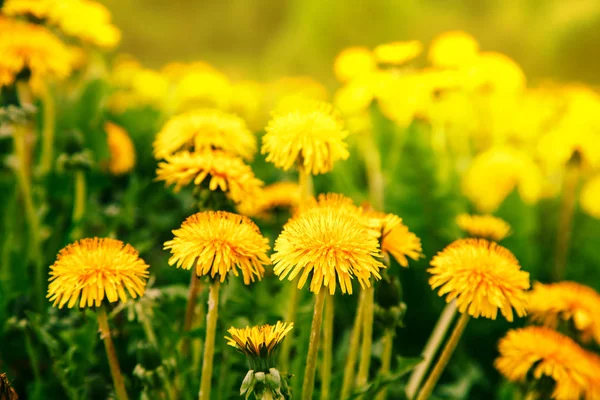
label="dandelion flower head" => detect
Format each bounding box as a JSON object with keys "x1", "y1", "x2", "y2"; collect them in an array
[
  {"x1": 428, "y1": 30, "x2": 479, "y2": 68},
  {"x1": 105, "y1": 122, "x2": 136, "y2": 175},
  {"x1": 373, "y1": 40, "x2": 423, "y2": 65},
  {"x1": 456, "y1": 213, "x2": 511, "y2": 241},
  {"x1": 333, "y1": 46, "x2": 377, "y2": 83},
  {"x1": 368, "y1": 212, "x2": 423, "y2": 267},
  {"x1": 238, "y1": 182, "x2": 301, "y2": 219},
  {"x1": 226, "y1": 321, "x2": 293, "y2": 368},
  {"x1": 47, "y1": 238, "x2": 150, "y2": 309}
]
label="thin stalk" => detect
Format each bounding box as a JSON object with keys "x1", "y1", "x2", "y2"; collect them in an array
[
  {"x1": 199, "y1": 281, "x2": 220, "y2": 400},
  {"x1": 340, "y1": 289, "x2": 366, "y2": 399},
  {"x1": 298, "y1": 170, "x2": 314, "y2": 201},
  {"x1": 320, "y1": 294, "x2": 334, "y2": 400},
  {"x1": 192, "y1": 300, "x2": 206, "y2": 375},
  {"x1": 39, "y1": 81, "x2": 56, "y2": 176},
  {"x1": 138, "y1": 305, "x2": 159, "y2": 350},
  {"x1": 70, "y1": 170, "x2": 86, "y2": 240},
  {"x1": 375, "y1": 329, "x2": 394, "y2": 400},
  {"x1": 97, "y1": 305, "x2": 129, "y2": 400},
  {"x1": 181, "y1": 272, "x2": 201, "y2": 357},
  {"x1": 356, "y1": 286, "x2": 374, "y2": 389},
  {"x1": 406, "y1": 300, "x2": 457, "y2": 399},
  {"x1": 301, "y1": 288, "x2": 326, "y2": 400},
  {"x1": 360, "y1": 130, "x2": 384, "y2": 210},
  {"x1": 553, "y1": 163, "x2": 580, "y2": 281},
  {"x1": 415, "y1": 312, "x2": 470, "y2": 400}
]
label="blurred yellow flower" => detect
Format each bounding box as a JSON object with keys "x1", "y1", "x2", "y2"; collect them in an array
[
  {"x1": 47, "y1": 238, "x2": 149, "y2": 309},
  {"x1": 527, "y1": 281, "x2": 600, "y2": 344},
  {"x1": 238, "y1": 182, "x2": 301, "y2": 219},
  {"x1": 226, "y1": 321, "x2": 293, "y2": 362},
  {"x1": 333, "y1": 76, "x2": 375, "y2": 116},
  {"x1": 428, "y1": 31, "x2": 479, "y2": 68},
  {"x1": 227, "y1": 80, "x2": 264, "y2": 131},
  {"x1": 581, "y1": 175, "x2": 600, "y2": 219},
  {"x1": 164, "y1": 211, "x2": 270, "y2": 284},
  {"x1": 155, "y1": 150, "x2": 263, "y2": 205},
  {"x1": 153, "y1": 109, "x2": 256, "y2": 160},
  {"x1": 467, "y1": 52, "x2": 526, "y2": 93},
  {"x1": 105, "y1": 122, "x2": 135, "y2": 175},
  {"x1": 463, "y1": 147, "x2": 543, "y2": 212},
  {"x1": 333, "y1": 47, "x2": 377, "y2": 83},
  {"x1": 373, "y1": 40, "x2": 422, "y2": 65},
  {"x1": 0, "y1": 16, "x2": 72, "y2": 88},
  {"x1": 456, "y1": 214, "x2": 511, "y2": 241},
  {"x1": 376, "y1": 73, "x2": 430, "y2": 127},
  {"x1": 428, "y1": 238, "x2": 530, "y2": 321},
  {"x1": 172, "y1": 69, "x2": 232, "y2": 112},
  {"x1": 272, "y1": 206, "x2": 383, "y2": 295},
  {"x1": 262, "y1": 97, "x2": 349, "y2": 175},
  {"x1": 495, "y1": 326, "x2": 600, "y2": 400}
]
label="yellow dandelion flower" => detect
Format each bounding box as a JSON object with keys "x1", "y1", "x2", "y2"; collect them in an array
[
  {"x1": 333, "y1": 47, "x2": 377, "y2": 83},
  {"x1": 0, "y1": 16, "x2": 72, "y2": 88},
  {"x1": 428, "y1": 31, "x2": 479, "y2": 68},
  {"x1": 238, "y1": 182, "x2": 301, "y2": 219},
  {"x1": 370, "y1": 212, "x2": 423, "y2": 267},
  {"x1": 463, "y1": 146, "x2": 543, "y2": 213},
  {"x1": 272, "y1": 206, "x2": 384, "y2": 295},
  {"x1": 225, "y1": 321, "x2": 294, "y2": 364},
  {"x1": 428, "y1": 238, "x2": 530, "y2": 321},
  {"x1": 581, "y1": 175, "x2": 600, "y2": 219},
  {"x1": 495, "y1": 326, "x2": 600, "y2": 400},
  {"x1": 373, "y1": 40, "x2": 423, "y2": 65},
  {"x1": 466, "y1": 52, "x2": 526, "y2": 93},
  {"x1": 153, "y1": 109, "x2": 256, "y2": 161},
  {"x1": 47, "y1": 238, "x2": 150, "y2": 309},
  {"x1": 172, "y1": 69, "x2": 232, "y2": 112},
  {"x1": 538, "y1": 119, "x2": 600, "y2": 170},
  {"x1": 155, "y1": 150, "x2": 263, "y2": 204},
  {"x1": 164, "y1": 211, "x2": 270, "y2": 284},
  {"x1": 105, "y1": 122, "x2": 135, "y2": 175},
  {"x1": 527, "y1": 281, "x2": 600, "y2": 344},
  {"x1": 262, "y1": 97, "x2": 349, "y2": 175},
  {"x1": 456, "y1": 214, "x2": 511, "y2": 241},
  {"x1": 333, "y1": 74, "x2": 376, "y2": 116}
]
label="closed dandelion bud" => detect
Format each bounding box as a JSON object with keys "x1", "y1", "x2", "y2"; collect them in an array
[{"x1": 240, "y1": 370, "x2": 255, "y2": 396}]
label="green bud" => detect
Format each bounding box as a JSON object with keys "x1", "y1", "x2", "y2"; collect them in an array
[
  {"x1": 240, "y1": 370, "x2": 255, "y2": 395},
  {"x1": 267, "y1": 368, "x2": 281, "y2": 390},
  {"x1": 254, "y1": 371, "x2": 266, "y2": 383}
]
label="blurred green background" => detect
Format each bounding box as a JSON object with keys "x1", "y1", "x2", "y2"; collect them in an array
[{"x1": 104, "y1": 0, "x2": 600, "y2": 86}]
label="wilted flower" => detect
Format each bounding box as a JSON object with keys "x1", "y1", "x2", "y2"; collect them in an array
[
  {"x1": 373, "y1": 40, "x2": 422, "y2": 65},
  {"x1": 226, "y1": 322, "x2": 294, "y2": 369},
  {"x1": 581, "y1": 175, "x2": 600, "y2": 219},
  {"x1": 428, "y1": 30, "x2": 479, "y2": 68},
  {"x1": 105, "y1": 122, "x2": 135, "y2": 175},
  {"x1": 47, "y1": 238, "x2": 150, "y2": 308},
  {"x1": 456, "y1": 214, "x2": 511, "y2": 241},
  {"x1": 333, "y1": 47, "x2": 377, "y2": 83},
  {"x1": 164, "y1": 211, "x2": 270, "y2": 284},
  {"x1": 428, "y1": 238, "x2": 530, "y2": 321}
]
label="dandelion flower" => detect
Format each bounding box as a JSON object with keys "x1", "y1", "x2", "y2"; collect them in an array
[
  {"x1": 164, "y1": 211, "x2": 270, "y2": 284},
  {"x1": 226, "y1": 321, "x2": 294, "y2": 366},
  {"x1": 428, "y1": 238, "x2": 530, "y2": 321},
  {"x1": 155, "y1": 150, "x2": 263, "y2": 205},
  {"x1": 172, "y1": 69, "x2": 232, "y2": 112},
  {"x1": 238, "y1": 182, "x2": 301, "y2": 219},
  {"x1": 47, "y1": 238, "x2": 150, "y2": 309},
  {"x1": 373, "y1": 40, "x2": 422, "y2": 65},
  {"x1": 153, "y1": 109, "x2": 256, "y2": 160},
  {"x1": 105, "y1": 122, "x2": 135, "y2": 175},
  {"x1": 467, "y1": 52, "x2": 526, "y2": 93},
  {"x1": 272, "y1": 206, "x2": 383, "y2": 295},
  {"x1": 581, "y1": 175, "x2": 600, "y2": 219},
  {"x1": 371, "y1": 212, "x2": 423, "y2": 267},
  {"x1": 456, "y1": 214, "x2": 511, "y2": 241},
  {"x1": 262, "y1": 97, "x2": 349, "y2": 175},
  {"x1": 527, "y1": 281, "x2": 600, "y2": 344},
  {"x1": 495, "y1": 326, "x2": 600, "y2": 400},
  {"x1": 428, "y1": 31, "x2": 479, "y2": 68},
  {"x1": 333, "y1": 47, "x2": 377, "y2": 83}
]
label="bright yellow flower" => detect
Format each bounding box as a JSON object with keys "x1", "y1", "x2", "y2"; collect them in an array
[
  {"x1": 4, "y1": 0, "x2": 121, "y2": 48},
  {"x1": 456, "y1": 214, "x2": 511, "y2": 241},
  {"x1": 372, "y1": 213, "x2": 423, "y2": 267},
  {"x1": 47, "y1": 238, "x2": 150, "y2": 309},
  {"x1": 105, "y1": 122, "x2": 135, "y2": 175},
  {"x1": 272, "y1": 206, "x2": 383, "y2": 295},
  {"x1": 164, "y1": 211, "x2": 270, "y2": 284},
  {"x1": 495, "y1": 326, "x2": 600, "y2": 400},
  {"x1": 226, "y1": 321, "x2": 293, "y2": 363},
  {"x1": 155, "y1": 150, "x2": 263, "y2": 205},
  {"x1": 238, "y1": 182, "x2": 301, "y2": 219},
  {"x1": 262, "y1": 97, "x2": 349, "y2": 175},
  {"x1": 527, "y1": 281, "x2": 600, "y2": 344},
  {"x1": 373, "y1": 40, "x2": 422, "y2": 65},
  {"x1": 581, "y1": 175, "x2": 600, "y2": 219},
  {"x1": 333, "y1": 46, "x2": 377, "y2": 83},
  {"x1": 428, "y1": 238, "x2": 530, "y2": 321},
  {"x1": 463, "y1": 147, "x2": 542, "y2": 213},
  {"x1": 375, "y1": 72, "x2": 430, "y2": 128},
  {"x1": 153, "y1": 109, "x2": 256, "y2": 160},
  {"x1": 428, "y1": 31, "x2": 479, "y2": 68},
  {"x1": 0, "y1": 16, "x2": 72, "y2": 88}
]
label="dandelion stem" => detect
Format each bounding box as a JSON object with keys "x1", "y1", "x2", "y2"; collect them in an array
[
  {"x1": 375, "y1": 328, "x2": 395, "y2": 400},
  {"x1": 97, "y1": 305, "x2": 129, "y2": 400},
  {"x1": 406, "y1": 300, "x2": 457, "y2": 399},
  {"x1": 70, "y1": 170, "x2": 86, "y2": 240},
  {"x1": 199, "y1": 280, "x2": 220, "y2": 400},
  {"x1": 320, "y1": 294, "x2": 334, "y2": 400},
  {"x1": 181, "y1": 272, "x2": 201, "y2": 357},
  {"x1": 302, "y1": 288, "x2": 326, "y2": 400},
  {"x1": 553, "y1": 163, "x2": 580, "y2": 281},
  {"x1": 39, "y1": 81, "x2": 56, "y2": 176},
  {"x1": 340, "y1": 289, "x2": 365, "y2": 399},
  {"x1": 299, "y1": 170, "x2": 314, "y2": 201},
  {"x1": 361, "y1": 129, "x2": 384, "y2": 211},
  {"x1": 356, "y1": 286, "x2": 374, "y2": 389},
  {"x1": 415, "y1": 312, "x2": 469, "y2": 400}
]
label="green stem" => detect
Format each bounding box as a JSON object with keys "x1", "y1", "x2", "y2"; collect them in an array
[
  {"x1": 279, "y1": 286, "x2": 300, "y2": 371},
  {"x1": 181, "y1": 272, "x2": 201, "y2": 357},
  {"x1": 553, "y1": 163, "x2": 580, "y2": 281},
  {"x1": 199, "y1": 281, "x2": 220, "y2": 400},
  {"x1": 138, "y1": 306, "x2": 159, "y2": 350},
  {"x1": 375, "y1": 329, "x2": 394, "y2": 400},
  {"x1": 415, "y1": 312, "x2": 470, "y2": 400},
  {"x1": 356, "y1": 286, "x2": 374, "y2": 389},
  {"x1": 298, "y1": 170, "x2": 314, "y2": 201},
  {"x1": 39, "y1": 82, "x2": 56, "y2": 176},
  {"x1": 320, "y1": 294, "x2": 334, "y2": 400},
  {"x1": 360, "y1": 130, "x2": 384, "y2": 210},
  {"x1": 70, "y1": 170, "x2": 86, "y2": 240},
  {"x1": 97, "y1": 305, "x2": 129, "y2": 400},
  {"x1": 406, "y1": 300, "x2": 457, "y2": 399},
  {"x1": 301, "y1": 288, "x2": 326, "y2": 400},
  {"x1": 340, "y1": 289, "x2": 365, "y2": 399}
]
